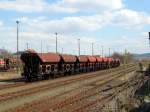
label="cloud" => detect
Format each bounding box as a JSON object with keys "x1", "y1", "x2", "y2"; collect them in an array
[
  {"x1": 0, "y1": 0, "x2": 150, "y2": 54},
  {"x1": 0, "y1": 0, "x2": 45, "y2": 12},
  {"x1": 0, "y1": 20, "x2": 149, "y2": 54},
  {"x1": 0, "y1": 0, "x2": 123, "y2": 13},
  {"x1": 18, "y1": 9, "x2": 150, "y2": 34},
  {"x1": 0, "y1": 18, "x2": 99, "y2": 54},
  {"x1": 55, "y1": 0, "x2": 124, "y2": 13},
  {"x1": 112, "y1": 9, "x2": 150, "y2": 28},
  {"x1": 109, "y1": 35, "x2": 149, "y2": 53},
  {"x1": 17, "y1": 13, "x2": 112, "y2": 34},
  {"x1": 0, "y1": 21, "x2": 3, "y2": 27},
  {"x1": 1, "y1": 0, "x2": 150, "y2": 29}
]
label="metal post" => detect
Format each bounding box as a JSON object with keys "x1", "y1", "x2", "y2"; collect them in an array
[
  {"x1": 78, "y1": 39, "x2": 80, "y2": 56},
  {"x1": 46, "y1": 45, "x2": 49, "y2": 52},
  {"x1": 92, "y1": 43, "x2": 94, "y2": 56},
  {"x1": 16, "y1": 20, "x2": 19, "y2": 74},
  {"x1": 55, "y1": 32, "x2": 58, "y2": 53},
  {"x1": 62, "y1": 48, "x2": 63, "y2": 54},
  {"x1": 41, "y1": 40, "x2": 43, "y2": 56},
  {"x1": 26, "y1": 43, "x2": 29, "y2": 50},
  {"x1": 109, "y1": 48, "x2": 110, "y2": 57},
  {"x1": 101, "y1": 45, "x2": 104, "y2": 57},
  {"x1": 148, "y1": 32, "x2": 150, "y2": 46}
]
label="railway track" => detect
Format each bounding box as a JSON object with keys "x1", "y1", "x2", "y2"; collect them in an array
[
  {"x1": 9, "y1": 65, "x2": 136, "y2": 112},
  {"x1": 52, "y1": 67, "x2": 135, "y2": 112},
  {"x1": 72, "y1": 70, "x2": 140, "y2": 112},
  {"x1": 85, "y1": 77, "x2": 144, "y2": 112},
  {"x1": 0, "y1": 64, "x2": 135, "y2": 103},
  {"x1": 0, "y1": 64, "x2": 134, "y2": 91}
]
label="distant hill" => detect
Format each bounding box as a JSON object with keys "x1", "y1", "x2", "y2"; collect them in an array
[{"x1": 133, "y1": 53, "x2": 150, "y2": 60}]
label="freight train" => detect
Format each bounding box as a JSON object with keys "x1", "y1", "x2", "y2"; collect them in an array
[
  {"x1": 21, "y1": 49, "x2": 120, "y2": 82},
  {"x1": 0, "y1": 58, "x2": 17, "y2": 71}
]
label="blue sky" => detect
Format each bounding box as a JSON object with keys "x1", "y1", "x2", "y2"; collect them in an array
[{"x1": 0, "y1": 0, "x2": 150, "y2": 56}]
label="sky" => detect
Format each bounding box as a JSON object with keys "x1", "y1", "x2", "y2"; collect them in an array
[{"x1": 0, "y1": 0, "x2": 150, "y2": 56}]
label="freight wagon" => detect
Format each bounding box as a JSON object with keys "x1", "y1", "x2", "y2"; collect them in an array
[{"x1": 21, "y1": 49, "x2": 120, "y2": 82}]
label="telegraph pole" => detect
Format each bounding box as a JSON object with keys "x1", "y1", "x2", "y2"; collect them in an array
[
  {"x1": 16, "y1": 20, "x2": 19, "y2": 74},
  {"x1": 55, "y1": 32, "x2": 58, "y2": 53},
  {"x1": 78, "y1": 39, "x2": 80, "y2": 56},
  {"x1": 92, "y1": 43, "x2": 94, "y2": 56}
]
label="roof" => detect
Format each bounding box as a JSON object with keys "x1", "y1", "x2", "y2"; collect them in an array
[
  {"x1": 38, "y1": 53, "x2": 61, "y2": 63},
  {"x1": 108, "y1": 58, "x2": 113, "y2": 62},
  {"x1": 78, "y1": 55, "x2": 88, "y2": 62},
  {"x1": 61, "y1": 54, "x2": 77, "y2": 63},
  {"x1": 21, "y1": 49, "x2": 61, "y2": 63},
  {"x1": 103, "y1": 58, "x2": 108, "y2": 62},
  {"x1": 26, "y1": 49, "x2": 37, "y2": 53},
  {"x1": 87, "y1": 56, "x2": 97, "y2": 62},
  {"x1": 96, "y1": 57, "x2": 103, "y2": 62}
]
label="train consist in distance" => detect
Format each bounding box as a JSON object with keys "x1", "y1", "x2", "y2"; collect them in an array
[
  {"x1": 21, "y1": 49, "x2": 120, "y2": 82},
  {"x1": 0, "y1": 58, "x2": 17, "y2": 71}
]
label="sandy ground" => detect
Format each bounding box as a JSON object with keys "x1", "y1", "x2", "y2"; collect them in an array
[
  {"x1": 0, "y1": 66, "x2": 136, "y2": 112},
  {"x1": 0, "y1": 71, "x2": 21, "y2": 80}
]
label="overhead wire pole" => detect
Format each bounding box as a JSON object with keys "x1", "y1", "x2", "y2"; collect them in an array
[
  {"x1": 148, "y1": 32, "x2": 150, "y2": 46},
  {"x1": 92, "y1": 42, "x2": 94, "y2": 56},
  {"x1": 78, "y1": 39, "x2": 80, "y2": 56},
  {"x1": 26, "y1": 43, "x2": 29, "y2": 50},
  {"x1": 16, "y1": 20, "x2": 19, "y2": 74},
  {"x1": 101, "y1": 45, "x2": 104, "y2": 57},
  {"x1": 109, "y1": 48, "x2": 110, "y2": 57},
  {"x1": 55, "y1": 32, "x2": 58, "y2": 53},
  {"x1": 62, "y1": 48, "x2": 63, "y2": 54},
  {"x1": 41, "y1": 40, "x2": 43, "y2": 56},
  {"x1": 46, "y1": 45, "x2": 49, "y2": 52}
]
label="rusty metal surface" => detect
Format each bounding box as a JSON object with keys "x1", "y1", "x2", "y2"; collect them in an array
[
  {"x1": 0, "y1": 59, "x2": 5, "y2": 65},
  {"x1": 103, "y1": 58, "x2": 108, "y2": 62},
  {"x1": 96, "y1": 57, "x2": 103, "y2": 62},
  {"x1": 108, "y1": 58, "x2": 113, "y2": 62},
  {"x1": 21, "y1": 49, "x2": 61, "y2": 63},
  {"x1": 61, "y1": 54, "x2": 77, "y2": 63},
  {"x1": 78, "y1": 55, "x2": 88, "y2": 62},
  {"x1": 87, "y1": 56, "x2": 96, "y2": 63},
  {"x1": 26, "y1": 49, "x2": 37, "y2": 54},
  {"x1": 38, "y1": 53, "x2": 61, "y2": 63}
]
